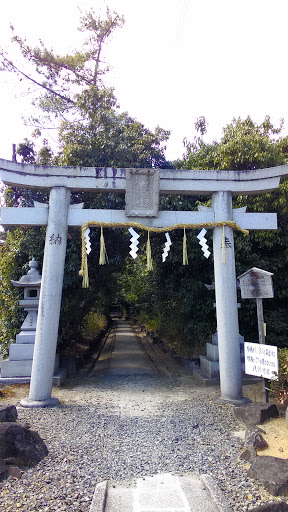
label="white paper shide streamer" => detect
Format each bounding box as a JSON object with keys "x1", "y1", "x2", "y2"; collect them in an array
[
  {"x1": 84, "y1": 228, "x2": 91, "y2": 254},
  {"x1": 129, "y1": 227, "x2": 140, "y2": 259},
  {"x1": 197, "y1": 228, "x2": 211, "y2": 258},
  {"x1": 162, "y1": 232, "x2": 172, "y2": 262}
]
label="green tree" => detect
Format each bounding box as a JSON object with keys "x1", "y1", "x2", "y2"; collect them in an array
[
  {"x1": 180, "y1": 116, "x2": 288, "y2": 347},
  {"x1": 58, "y1": 112, "x2": 170, "y2": 168},
  {"x1": 0, "y1": 9, "x2": 171, "y2": 356},
  {"x1": 0, "y1": 8, "x2": 124, "y2": 125}
]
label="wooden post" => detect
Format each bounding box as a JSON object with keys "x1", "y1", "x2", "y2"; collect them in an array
[
  {"x1": 12, "y1": 144, "x2": 17, "y2": 162},
  {"x1": 256, "y1": 297, "x2": 269, "y2": 403}
]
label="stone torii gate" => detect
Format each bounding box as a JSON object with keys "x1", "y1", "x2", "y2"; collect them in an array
[{"x1": 0, "y1": 158, "x2": 287, "y2": 407}]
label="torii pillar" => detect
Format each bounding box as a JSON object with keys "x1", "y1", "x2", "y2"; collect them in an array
[
  {"x1": 0, "y1": 159, "x2": 287, "y2": 406},
  {"x1": 212, "y1": 191, "x2": 242, "y2": 401}
]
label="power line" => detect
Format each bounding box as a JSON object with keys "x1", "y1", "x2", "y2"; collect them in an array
[{"x1": 176, "y1": 0, "x2": 190, "y2": 41}]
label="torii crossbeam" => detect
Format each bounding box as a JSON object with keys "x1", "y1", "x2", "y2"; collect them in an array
[{"x1": 1, "y1": 158, "x2": 287, "y2": 407}]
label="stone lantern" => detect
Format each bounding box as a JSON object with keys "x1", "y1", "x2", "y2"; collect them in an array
[
  {"x1": 11, "y1": 257, "x2": 41, "y2": 344},
  {"x1": 0, "y1": 258, "x2": 63, "y2": 383},
  {"x1": 1, "y1": 258, "x2": 42, "y2": 379}
]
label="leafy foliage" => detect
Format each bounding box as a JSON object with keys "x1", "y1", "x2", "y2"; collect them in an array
[
  {"x1": 2, "y1": 6, "x2": 288, "y2": 362},
  {"x1": 80, "y1": 311, "x2": 107, "y2": 340},
  {"x1": 270, "y1": 348, "x2": 288, "y2": 404},
  {"x1": 0, "y1": 8, "x2": 172, "y2": 356},
  {"x1": 179, "y1": 116, "x2": 288, "y2": 347},
  {"x1": 119, "y1": 219, "x2": 215, "y2": 357},
  {"x1": 0, "y1": 8, "x2": 124, "y2": 125},
  {"x1": 58, "y1": 112, "x2": 170, "y2": 168}
]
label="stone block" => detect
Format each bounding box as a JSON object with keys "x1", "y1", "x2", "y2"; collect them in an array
[
  {"x1": 192, "y1": 368, "x2": 220, "y2": 386},
  {"x1": 206, "y1": 343, "x2": 219, "y2": 362},
  {"x1": 1, "y1": 356, "x2": 59, "y2": 378},
  {"x1": 0, "y1": 406, "x2": 17, "y2": 422},
  {"x1": 16, "y1": 333, "x2": 35, "y2": 344},
  {"x1": 1, "y1": 360, "x2": 33, "y2": 377},
  {"x1": 249, "y1": 501, "x2": 288, "y2": 511},
  {"x1": 52, "y1": 368, "x2": 67, "y2": 388},
  {"x1": 200, "y1": 356, "x2": 219, "y2": 378},
  {"x1": 89, "y1": 480, "x2": 108, "y2": 512},
  {"x1": 234, "y1": 403, "x2": 279, "y2": 427},
  {"x1": 200, "y1": 474, "x2": 233, "y2": 512},
  {"x1": 0, "y1": 458, "x2": 7, "y2": 481},
  {"x1": 0, "y1": 422, "x2": 48, "y2": 467},
  {"x1": 54, "y1": 355, "x2": 59, "y2": 372},
  {"x1": 125, "y1": 169, "x2": 159, "y2": 217},
  {"x1": 9, "y1": 344, "x2": 34, "y2": 360},
  {"x1": 248, "y1": 456, "x2": 288, "y2": 496}
]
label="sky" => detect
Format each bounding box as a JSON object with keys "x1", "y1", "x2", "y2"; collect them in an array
[{"x1": 0, "y1": 0, "x2": 287, "y2": 162}]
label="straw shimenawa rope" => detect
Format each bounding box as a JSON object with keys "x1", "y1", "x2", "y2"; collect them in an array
[
  {"x1": 183, "y1": 227, "x2": 188, "y2": 266},
  {"x1": 79, "y1": 220, "x2": 249, "y2": 288}
]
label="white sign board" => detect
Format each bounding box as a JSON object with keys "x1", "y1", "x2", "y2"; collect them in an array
[{"x1": 244, "y1": 342, "x2": 278, "y2": 380}]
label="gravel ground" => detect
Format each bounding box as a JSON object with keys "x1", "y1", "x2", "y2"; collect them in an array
[{"x1": 0, "y1": 374, "x2": 287, "y2": 512}]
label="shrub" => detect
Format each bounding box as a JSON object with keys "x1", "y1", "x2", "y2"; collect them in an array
[
  {"x1": 80, "y1": 311, "x2": 107, "y2": 339},
  {"x1": 270, "y1": 348, "x2": 288, "y2": 405}
]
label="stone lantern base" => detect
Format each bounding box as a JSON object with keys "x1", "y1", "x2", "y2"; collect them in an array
[{"x1": 0, "y1": 333, "x2": 66, "y2": 387}]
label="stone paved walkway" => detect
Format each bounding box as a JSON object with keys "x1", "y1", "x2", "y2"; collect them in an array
[{"x1": 106, "y1": 321, "x2": 156, "y2": 376}]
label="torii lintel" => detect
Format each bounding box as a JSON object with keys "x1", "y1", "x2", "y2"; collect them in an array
[{"x1": 1, "y1": 158, "x2": 288, "y2": 195}]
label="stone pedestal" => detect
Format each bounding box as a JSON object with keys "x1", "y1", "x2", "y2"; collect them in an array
[{"x1": 193, "y1": 332, "x2": 259, "y2": 387}]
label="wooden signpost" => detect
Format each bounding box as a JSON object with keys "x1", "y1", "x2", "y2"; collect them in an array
[{"x1": 238, "y1": 267, "x2": 275, "y2": 402}]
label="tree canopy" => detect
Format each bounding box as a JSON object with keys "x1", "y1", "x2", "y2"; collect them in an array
[
  {"x1": 0, "y1": 8, "x2": 171, "y2": 356},
  {"x1": 0, "y1": 9, "x2": 124, "y2": 123},
  {"x1": 1, "y1": 8, "x2": 288, "y2": 361},
  {"x1": 176, "y1": 116, "x2": 288, "y2": 348}
]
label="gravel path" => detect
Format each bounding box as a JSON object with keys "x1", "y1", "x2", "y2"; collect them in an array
[
  {"x1": 0, "y1": 322, "x2": 287, "y2": 511},
  {"x1": 0, "y1": 375, "x2": 284, "y2": 512}
]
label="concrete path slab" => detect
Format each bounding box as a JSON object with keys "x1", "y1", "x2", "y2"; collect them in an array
[
  {"x1": 90, "y1": 473, "x2": 233, "y2": 512},
  {"x1": 105, "y1": 321, "x2": 156, "y2": 376},
  {"x1": 134, "y1": 473, "x2": 214, "y2": 511}
]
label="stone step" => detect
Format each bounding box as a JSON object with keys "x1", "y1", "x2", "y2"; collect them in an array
[
  {"x1": 9, "y1": 343, "x2": 34, "y2": 360},
  {"x1": 200, "y1": 356, "x2": 219, "y2": 378},
  {"x1": 89, "y1": 473, "x2": 232, "y2": 512}
]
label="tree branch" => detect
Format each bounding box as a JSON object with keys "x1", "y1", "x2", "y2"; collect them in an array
[{"x1": 0, "y1": 52, "x2": 75, "y2": 105}]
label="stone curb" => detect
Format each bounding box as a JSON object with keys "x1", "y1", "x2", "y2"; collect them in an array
[
  {"x1": 89, "y1": 480, "x2": 108, "y2": 512},
  {"x1": 200, "y1": 474, "x2": 233, "y2": 512}
]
